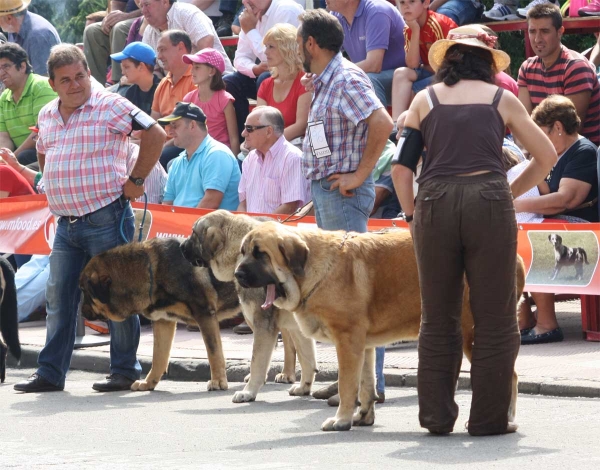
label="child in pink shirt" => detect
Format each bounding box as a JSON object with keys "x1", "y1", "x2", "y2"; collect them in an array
[{"x1": 183, "y1": 48, "x2": 239, "y2": 155}]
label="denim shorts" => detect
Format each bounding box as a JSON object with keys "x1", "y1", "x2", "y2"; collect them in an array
[{"x1": 412, "y1": 67, "x2": 435, "y2": 94}]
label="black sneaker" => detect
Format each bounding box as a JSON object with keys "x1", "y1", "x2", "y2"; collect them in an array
[{"x1": 216, "y1": 13, "x2": 234, "y2": 37}]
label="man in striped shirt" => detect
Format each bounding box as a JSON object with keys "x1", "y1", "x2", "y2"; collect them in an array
[
  {"x1": 237, "y1": 106, "x2": 310, "y2": 214},
  {"x1": 0, "y1": 43, "x2": 56, "y2": 169},
  {"x1": 13, "y1": 44, "x2": 166, "y2": 394},
  {"x1": 518, "y1": 3, "x2": 599, "y2": 145}
]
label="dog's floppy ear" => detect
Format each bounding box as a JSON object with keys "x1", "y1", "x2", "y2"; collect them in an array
[
  {"x1": 548, "y1": 234, "x2": 552, "y2": 242},
  {"x1": 85, "y1": 271, "x2": 112, "y2": 304},
  {"x1": 205, "y1": 226, "x2": 225, "y2": 258},
  {"x1": 278, "y1": 235, "x2": 309, "y2": 278}
]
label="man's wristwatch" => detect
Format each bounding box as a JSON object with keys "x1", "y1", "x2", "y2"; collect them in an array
[
  {"x1": 129, "y1": 176, "x2": 145, "y2": 186},
  {"x1": 403, "y1": 213, "x2": 414, "y2": 223}
]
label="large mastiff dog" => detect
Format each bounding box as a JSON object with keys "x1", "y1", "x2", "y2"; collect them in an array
[
  {"x1": 181, "y1": 210, "x2": 317, "y2": 403},
  {"x1": 235, "y1": 222, "x2": 526, "y2": 431},
  {"x1": 80, "y1": 238, "x2": 240, "y2": 392}
]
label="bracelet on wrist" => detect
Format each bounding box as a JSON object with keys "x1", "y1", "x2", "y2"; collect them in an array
[{"x1": 19, "y1": 165, "x2": 27, "y2": 173}]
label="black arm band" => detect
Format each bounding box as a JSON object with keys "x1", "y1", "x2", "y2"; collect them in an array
[
  {"x1": 130, "y1": 109, "x2": 157, "y2": 131},
  {"x1": 391, "y1": 127, "x2": 424, "y2": 173}
]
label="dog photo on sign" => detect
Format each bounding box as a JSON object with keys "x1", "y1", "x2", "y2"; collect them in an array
[{"x1": 526, "y1": 231, "x2": 599, "y2": 286}]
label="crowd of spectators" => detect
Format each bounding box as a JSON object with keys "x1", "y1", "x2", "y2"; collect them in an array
[{"x1": 0, "y1": 0, "x2": 599, "y2": 346}]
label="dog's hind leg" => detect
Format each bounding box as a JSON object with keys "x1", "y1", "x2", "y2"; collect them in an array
[
  {"x1": 322, "y1": 333, "x2": 365, "y2": 431},
  {"x1": 353, "y1": 347, "x2": 376, "y2": 427},
  {"x1": 132, "y1": 319, "x2": 177, "y2": 391},
  {"x1": 275, "y1": 328, "x2": 297, "y2": 384},
  {"x1": 232, "y1": 318, "x2": 278, "y2": 402},
  {"x1": 197, "y1": 314, "x2": 229, "y2": 391},
  {"x1": 287, "y1": 329, "x2": 317, "y2": 396}
]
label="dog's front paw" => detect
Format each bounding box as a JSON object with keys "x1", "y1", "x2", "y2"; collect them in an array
[
  {"x1": 131, "y1": 380, "x2": 155, "y2": 391},
  {"x1": 288, "y1": 383, "x2": 311, "y2": 396},
  {"x1": 352, "y1": 406, "x2": 375, "y2": 427},
  {"x1": 321, "y1": 417, "x2": 352, "y2": 432},
  {"x1": 275, "y1": 372, "x2": 296, "y2": 384},
  {"x1": 232, "y1": 390, "x2": 256, "y2": 403},
  {"x1": 206, "y1": 379, "x2": 228, "y2": 391}
]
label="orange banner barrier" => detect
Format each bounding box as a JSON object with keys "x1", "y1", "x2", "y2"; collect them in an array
[{"x1": 1, "y1": 195, "x2": 599, "y2": 295}]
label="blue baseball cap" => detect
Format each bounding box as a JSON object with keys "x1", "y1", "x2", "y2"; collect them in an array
[{"x1": 111, "y1": 42, "x2": 156, "y2": 67}]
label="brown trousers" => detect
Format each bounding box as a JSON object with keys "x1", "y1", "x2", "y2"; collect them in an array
[{"x1": 412, "y1": 173, "x2": 520, "y2": 435}]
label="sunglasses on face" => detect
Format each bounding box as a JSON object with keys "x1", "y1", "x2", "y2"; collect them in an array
[{"x1": 244, "y1": 124, "x2": 269, "y2": 133}]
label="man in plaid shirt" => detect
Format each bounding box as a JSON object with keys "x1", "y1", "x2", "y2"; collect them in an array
[
  {"x1": 296, "y1": 9, "x2": 393, "y2": 406},
  {"x1": 297, "y1": 9, "x2": 393, "y2": 233},
  {"x1": 14, "y1": 44, "x2": 166, "y2": 394}
]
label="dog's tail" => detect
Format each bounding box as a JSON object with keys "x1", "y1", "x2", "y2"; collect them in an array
[
  {"x1": 582, "y1": 249, "x2": 589, "y2": 265},
  {"x1": 0, "y1": 259, "x2": 21, "y2": 362}
]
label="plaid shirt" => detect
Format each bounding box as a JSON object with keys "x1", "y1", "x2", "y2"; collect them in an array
[
  {"x1": 302, "y1": 52, "x2": 383, "y2": 180},
  {"x1": 37, "y1": 90, "x2": 138, "y2": 216}
]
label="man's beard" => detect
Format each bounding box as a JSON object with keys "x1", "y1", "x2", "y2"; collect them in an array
[{"x1": 302, "y1": 43, "x2": 312, "y2": 73}]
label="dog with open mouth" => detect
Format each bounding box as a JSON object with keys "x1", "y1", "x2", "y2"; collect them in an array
[
  {"x1": 234, "y1": 222, "x2": 526, "y2": 432},
  {"x1": 181, "y1": 210, "x2": 318, "y2": 403}
]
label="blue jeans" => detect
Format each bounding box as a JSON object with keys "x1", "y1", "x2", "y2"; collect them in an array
[
  {"x1": 219, "y1": 0, "x2": 239, "y2": 15},
  {"x1": 437, "y1": 0, "x2": 483, "y2": 26},
  {"x1": 366, "y1": 69, "x2": 395, "y2": 107},
  {"x1": 376, "y1": 346, "x2": 385, "y2": 394},
  {"x1": 224, "y1": 70, "x2": 271, "y2": 139},
  {"x1": 310, "y1": 174, "x2": 375, "y2": 232},
  {"x1": 37, "y1": 197, "x2": 141, "y2": 388},
  {"x1": 310, "y1": 174, "x2": 385, "y2": 392}
]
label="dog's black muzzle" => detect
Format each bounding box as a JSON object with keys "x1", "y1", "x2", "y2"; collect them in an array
[{"x1": 235, "y1": 261, "x2": 276, "y2": 289}]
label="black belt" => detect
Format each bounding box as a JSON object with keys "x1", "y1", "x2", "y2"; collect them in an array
[{"x1": 62, "y1": 196, "x2": 126, "y2": 223}]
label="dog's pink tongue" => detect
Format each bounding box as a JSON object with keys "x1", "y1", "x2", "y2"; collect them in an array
[{"x1": 261, "y1": 284, "x2": 276, "y2": 310}]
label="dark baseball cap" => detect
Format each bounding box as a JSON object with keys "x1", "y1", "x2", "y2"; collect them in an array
[{"x1": 157, "y1": 102, "x2": 206, "y2": 125}]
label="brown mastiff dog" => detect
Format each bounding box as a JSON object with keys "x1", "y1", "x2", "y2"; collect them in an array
[
  {"x1": 80, "y1": 238, "x2": 240, "y2": 392},
  {"x1": 181, "y1": 210, "x2": 318, "y2": 403},
  {"x1": 234, "y1": 222, "x2": 525, "y2": 431}
]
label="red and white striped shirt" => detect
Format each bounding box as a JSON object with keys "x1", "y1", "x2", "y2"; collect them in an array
[
  {"x1": 239, "y1": 136, "x2": 310, "y2": 214},
  {"x1": 37, "y1": 90, "x2": 138, "y2": 216}
]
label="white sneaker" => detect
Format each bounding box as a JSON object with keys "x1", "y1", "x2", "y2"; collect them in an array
[
  {"x1": 517, "y1": 0, "x2": 561, "y2": 18},
  {"x1": 483, "y1": 3, "x2": 520, "y2": 21}
]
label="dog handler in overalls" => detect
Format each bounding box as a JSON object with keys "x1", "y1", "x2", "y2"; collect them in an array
[{"x1": 392, "y1": 25, "x2": 556, "y2": 435}]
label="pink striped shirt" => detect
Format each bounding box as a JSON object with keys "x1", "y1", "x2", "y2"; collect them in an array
[
  {"x1": 239, "y1": 135, "x2": 310, "y2": 214},
  {"x1": 36, "y1": 90, "x2": 138, "y2": 216}
]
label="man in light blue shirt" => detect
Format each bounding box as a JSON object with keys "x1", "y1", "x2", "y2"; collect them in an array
[{"x1": 159, "y1": 102, "x2": 240, "y2": 210}]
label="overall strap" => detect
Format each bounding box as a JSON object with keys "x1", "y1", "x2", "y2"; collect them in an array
[
  {"x1": 426, "y1": 86, "x2": 440, "y2": 110},
  {"x1": 491, "y1": 87, "x2": 504, "y2": 108}
]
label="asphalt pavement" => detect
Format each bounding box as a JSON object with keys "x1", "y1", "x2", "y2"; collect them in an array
[
  {"x1": 1, "y1": 368, "x2": 600, "y2": 470},
  {"x1": 7, "y1": 298, "x2": 600, "y2": 398}
]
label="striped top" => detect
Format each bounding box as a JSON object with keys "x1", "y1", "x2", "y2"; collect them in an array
[
  {"x1": 239, "y1": 135, "x2": 310, "y2": 214},
  {"x1": 403, "y1": 10, "x2": 457, "y2": 67},
  {"x1": 518, "y1": 46, "x2": 600, "y2": 145},
  {"x1": 0, "y1": 73, "x2": 56, "y2": 147},
  {"x1": 37, "y1": 90, "x2": 139, "y2": 217}
]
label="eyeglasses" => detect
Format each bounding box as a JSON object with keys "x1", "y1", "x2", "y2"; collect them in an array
[
  {"x1": 0, "y1": 63, "x2": 14, "y2": 72},
  {"x1": 244, "y1": 125, "x2": 268, "y2": 133}
]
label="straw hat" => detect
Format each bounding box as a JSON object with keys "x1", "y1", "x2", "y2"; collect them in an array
[
  {"x1": 0, "y1": 0, "x2": 30, "y2": 17},
  {"x1": 428, "y1": 24, "x2": 510, "y2": 73}
]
